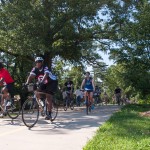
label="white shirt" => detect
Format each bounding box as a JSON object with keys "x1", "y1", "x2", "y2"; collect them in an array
[{"x1": 75, "y1": 89, "x2": 82, "y2": 97}]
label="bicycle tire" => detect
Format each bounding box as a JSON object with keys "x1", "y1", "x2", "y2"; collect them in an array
[
  {"x1": 22, "y1": 98, "x2": 39, "y2": 128},
  {"x1": 7, "y1": 99, "x2": 21, "y2": 119},
  {"x1": 51, "y1": 98, "x2": 58, "y2": 122},
  {"x1": 64, "y1": 98, "x2": 68, "y2": 111},
  {"x1": 70, "y1": 100, "x2": 74, "y2": 110},
  {"x1": 86, "y1": 99, "x2": 89, "y2": 115}
]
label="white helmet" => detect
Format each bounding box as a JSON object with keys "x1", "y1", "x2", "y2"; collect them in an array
[{"x1": 35, "y1": 57, "x2": 44, "y2": 62}]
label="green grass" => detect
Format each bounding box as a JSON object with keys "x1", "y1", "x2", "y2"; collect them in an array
[{"x1": 83, "y1": 104, "x2": 150, "y2": 150}]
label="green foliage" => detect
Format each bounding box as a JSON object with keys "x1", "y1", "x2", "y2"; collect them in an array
[{"x1": 0, "y1": 0, "x2": 108, "y2": 66}]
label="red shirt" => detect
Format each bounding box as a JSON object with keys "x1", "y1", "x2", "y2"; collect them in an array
[{"x1": 0, "y1": 68, "x2": 14, "y2": 84}]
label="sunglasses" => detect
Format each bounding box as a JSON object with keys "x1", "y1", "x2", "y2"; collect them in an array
[{"x1": 35, "y1": 61, "x2": 42, "y2": 63}]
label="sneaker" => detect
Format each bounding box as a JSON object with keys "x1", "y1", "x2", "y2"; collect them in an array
[
  {"x1": 91, "y1": 104, "x2": 95, "y2": 110},
  {"x1": 45, "y1": 115, "x2": 52, "y2": 120},
  {"x1": 0, "y1": 114, "x2": 4, "y2": 118}
]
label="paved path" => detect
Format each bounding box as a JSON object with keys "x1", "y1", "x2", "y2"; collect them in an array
[{"x1": 0, "y1": 105, "x2": 121, "y2": 150}]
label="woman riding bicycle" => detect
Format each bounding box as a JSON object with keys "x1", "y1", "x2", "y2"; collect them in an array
[
  {"x1": 0, "y1": 60, "x2": 15, "y2": 117},
  {"x1": 81, "y1": 71, "x2": 95, "y2": 109}
]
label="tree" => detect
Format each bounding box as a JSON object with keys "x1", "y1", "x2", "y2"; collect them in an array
[
  {"x1": 99, "y1": 0, "x2": 150, "y2": 99},
  {"x1": 0, "y1": 0, "x2": 111, "y2": 67}
]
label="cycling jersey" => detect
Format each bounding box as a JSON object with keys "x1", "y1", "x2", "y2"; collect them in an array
[
  {"x1": 30, "y1": 66, "x2": 58, "y2": 94},
  {"x1": 84, "y1": 77, "x2": 93, "y2": 91},
  {"x1": 30, "y1": 66, "x2": 56, "y2": 84},
  {"x1": 114, "y1": 88, "x2": 121, "y2": 94},
  {"x1": 64, "y1": 81, "x2": 73, "y2": 91},
  {"x1": 0, "y1": 68, "x2": 14, "y2": 85}
]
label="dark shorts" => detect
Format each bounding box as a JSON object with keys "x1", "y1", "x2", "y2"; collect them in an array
[
  {"x1": 39, "y1": 82, "x2": 56, "y2": 95},
  {"x1": 5, "y1": 82, "x2": 14, "y2": 97},
  {"x1": 85, "y1": 90, "x2": 93, "y2": 93}
]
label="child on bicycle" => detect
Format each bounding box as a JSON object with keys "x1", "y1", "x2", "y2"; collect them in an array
[
  {"x1": 81, "y1": 71, "x2": 95, "y2": 109},
  {"x1": 0, "y1": 60, "x2": 14, "y2": 117}
]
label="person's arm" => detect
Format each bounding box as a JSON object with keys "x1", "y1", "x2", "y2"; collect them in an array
[
  {"x1": 40, "y1": 72, "x2": 49, "y2": 83},
  {"x1": 92, "y1": 79, "x2": 95, "y2": 91},
  {"x1": 81, "y1": 79, "x2": 85, "y2": 90},
  {"x1": 26, "y1": 67, "x2": 36, "y2": 84},
  {"x1": 0, "y1": 77, "x2": 4, "y2": 83},
  {"x1": 26, "y1": 74, "x2": 35, "y2": 84}
]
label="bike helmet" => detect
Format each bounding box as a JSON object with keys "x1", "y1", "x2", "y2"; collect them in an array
[
  {"x1": 85, "y1": 71, "x2": 90, "y2": 75},
  {"x1": 35, "y1": 57, "x2": 44, "y2": 62}
]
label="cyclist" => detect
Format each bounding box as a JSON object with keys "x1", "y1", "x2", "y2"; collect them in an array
[
  {"x1": 64, "y1": 77, "x2": 74, "y2": 100},
  {"x1": 25, "y1": 57, "x2": 57, "y2": 120},
  {"x1": 0, "y1": 60, "x2": 14, "y2": 117},
  {"x1": 93, "y1": 85, "x2": 101, "y2": 104},
  {"x1": 74, "y1": 87, "x2": 82, "y2": 107},
  {"x1": 114, "y1": 86, "x2": 122, "y2": 105},
  {"x1": 81, "y1": 71, "x2": 95, "y2": 109}
]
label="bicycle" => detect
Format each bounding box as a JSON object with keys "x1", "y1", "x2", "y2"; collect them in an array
[
  {"x1": 81, "y1": 90, "x2": 92, "y2": 115},
  {"x1": 115, "y1": 93, "x2": 121, "y2": 105},
  {"x1": 64, "y1": 92, "x2": 74, "y2": 111},
  {"x1": 93, "y1": 95, "x2": 100, "y2": 106},
  {"x1": 21, "y1": 83, "x2": 58, "y2": 129},
  {"x1": 0, "y1": 93, "x2": 21, "y2": 119}
]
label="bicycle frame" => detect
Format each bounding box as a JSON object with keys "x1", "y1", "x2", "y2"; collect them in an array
[
  {"x1": 85, "y1": 90, "x2": 92, "y2": 115},
  {"x1": 0, "y1": 94, "x2": 21, "y2": 119}
]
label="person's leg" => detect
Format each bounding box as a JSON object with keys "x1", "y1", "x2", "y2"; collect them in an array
[
  {"x1": 46, "y1": 93, "x2": 52, "y2": 113},
  {"x1": 0, "y1": 86, "x2": 11, "y2": 117},
  {"x1": 90, "y1": 92, "x2": 94, "y2": 103},
  {"x1": 1, "y1": 87, "x2": 10, "y2": 109},
  {"x1": 84, "y1": 91, "x2": 87, "y2": 104},
  {"x1": 78, "y1": 96, "x2": 81, "y2": 106},
  {"x1": 76, "y1": 96, "x2": 80, "y2": 106},
  {"x1": 44, "y1": 83, "x2": 53, "y2": 119}
]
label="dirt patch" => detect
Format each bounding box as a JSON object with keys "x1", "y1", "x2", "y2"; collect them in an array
[{"x1": 139, "y1": 111, "x2": 150, "y2": 117}]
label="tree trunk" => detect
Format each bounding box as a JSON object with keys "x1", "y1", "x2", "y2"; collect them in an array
[{"x1": 43, "y1": 52, "x2": 52, "y2": 69}]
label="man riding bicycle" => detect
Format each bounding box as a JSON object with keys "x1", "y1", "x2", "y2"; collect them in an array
[
  {"x1": 26, "y1": 57, "x2": 56, "y2": 120},
  {"x1": 0, "y1": 60, "x2": 14, "y2": 117},
  {"x1": 81, "y1": 71, "x2": 95, "y2": 109},
  {"x1": 114, "y1": 86, "x2": 122, "y2": 105},
  {"x1": 64, "y1": 77, "x2": 74, "y2": 100}
]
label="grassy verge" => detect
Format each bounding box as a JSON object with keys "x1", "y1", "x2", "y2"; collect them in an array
[{"x1": 83, "y1": 104, "x2": 150, "y2": 150}]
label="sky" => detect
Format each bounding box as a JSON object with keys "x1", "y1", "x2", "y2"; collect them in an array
[
  {"x1": 100, "y1": 51, "x2": 114, "y2": 66},
  {"x1": 86, "y1": 51, "x2": 114, "y2": 72}
]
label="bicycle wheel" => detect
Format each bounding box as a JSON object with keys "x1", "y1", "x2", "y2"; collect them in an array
[
  {"x1": 64, "y1": 98, "x2": 68, "y2": 111},
  {"x1": 7, "y1": 99, "x2": 21, "y2": 119},
  {"x1": 51, "y1": 98, "x2": 58, "y2": 122},
  {"x1": 86, "y1": 99, "x2": 89, "y2": 115},
  {"x1": 22, "y1": 98, "x2": 39, "y2": 128},
  {"x1": 70, "y1": 99, "x2": 74, "y2": 110}
]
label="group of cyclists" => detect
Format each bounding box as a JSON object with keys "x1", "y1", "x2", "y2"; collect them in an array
[
  {"x1": 63, "y1": 71, "x2": 96, "y2": 109},
  {"x1": 0, "y1": 56, "x2": 122, "y2": 120}
]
